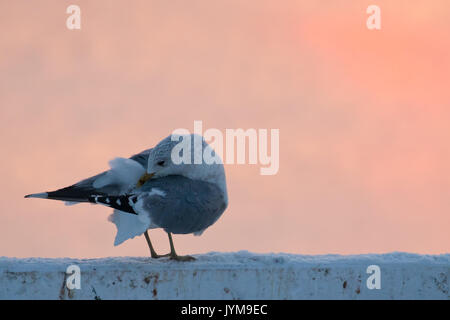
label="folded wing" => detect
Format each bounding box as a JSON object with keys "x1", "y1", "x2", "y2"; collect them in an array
[{"x1": 24, "y1": 148, "x2": 152, "y2": 203}]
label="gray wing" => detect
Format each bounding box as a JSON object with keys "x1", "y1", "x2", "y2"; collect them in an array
[
  {"x1": 137, "y1": 176, "x2": 227, "y2": 234},
  {"x1": 25, "y1": 148, "x2": 152, "y2": 202},
  {"x1": 74, "y1": 147, "x2": 153, "y2": 194},
  {"x1": 93, "y1": 175, "x2": 227, "y2": 233},
  {"x1": 75, "y1": 147, "x2": 153, "y2": 191}
]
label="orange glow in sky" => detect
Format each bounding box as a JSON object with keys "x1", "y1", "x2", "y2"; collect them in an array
[{"x1": 0, "y1": 1, "x2": 449, "y2": 258}]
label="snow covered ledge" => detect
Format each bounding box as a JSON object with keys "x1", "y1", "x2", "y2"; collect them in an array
[{"x1": 0, "y1": 252, "x2": 448, "y2": 300}]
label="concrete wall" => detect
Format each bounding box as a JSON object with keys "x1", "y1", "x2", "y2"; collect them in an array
[{"x1": 0, "y1": 252, "x2": 448, "y2": 299}]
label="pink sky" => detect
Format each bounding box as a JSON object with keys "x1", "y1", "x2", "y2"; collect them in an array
[{"x1": 1, "y1": 1, "x2": 449, "y2": 258}]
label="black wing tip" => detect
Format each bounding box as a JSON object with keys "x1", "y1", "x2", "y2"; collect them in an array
[
  {"x1": 24, "y1": 192, "x2": 48, "y2": 199},
  {"x1": 24, "y1": 191, "x2": 138, "y2": 216},
  {"x1": 89, "y1": 195, "x2": 138, "y2": 215}
]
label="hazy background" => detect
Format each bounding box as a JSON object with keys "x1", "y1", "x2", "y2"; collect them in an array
[{"x1": 1, "y1": 1, "x2": 449, "y2": 258}]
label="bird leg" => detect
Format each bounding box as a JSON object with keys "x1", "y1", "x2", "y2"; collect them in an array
[
  {"x1": 167, "y1": 232, "x2": 196, "y2": 261},
  {"x1": 144, "y1": 230, "x2": 169, "y2": 259}
]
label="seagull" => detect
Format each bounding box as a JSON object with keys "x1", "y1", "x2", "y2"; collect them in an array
[{"x1": 25, "y1": 134, "x2": 228, "y2": 261}]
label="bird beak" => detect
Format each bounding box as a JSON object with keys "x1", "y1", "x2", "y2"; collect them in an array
[{"x1": 137, "y1": 172, "x2": 155, "y2": 187}]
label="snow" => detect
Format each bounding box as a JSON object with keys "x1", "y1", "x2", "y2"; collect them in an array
[{"x1": 0, "y1": 251, "x2": 448, "y2": 299}]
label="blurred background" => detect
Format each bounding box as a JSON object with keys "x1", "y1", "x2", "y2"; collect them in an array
[{"x1": 0, "y1": 1, "x2": 449, "y2": 258}]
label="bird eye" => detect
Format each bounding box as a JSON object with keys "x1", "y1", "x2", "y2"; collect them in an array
[{"x1": 157, "y1": 160, "x2": 165, "y2": 166}]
